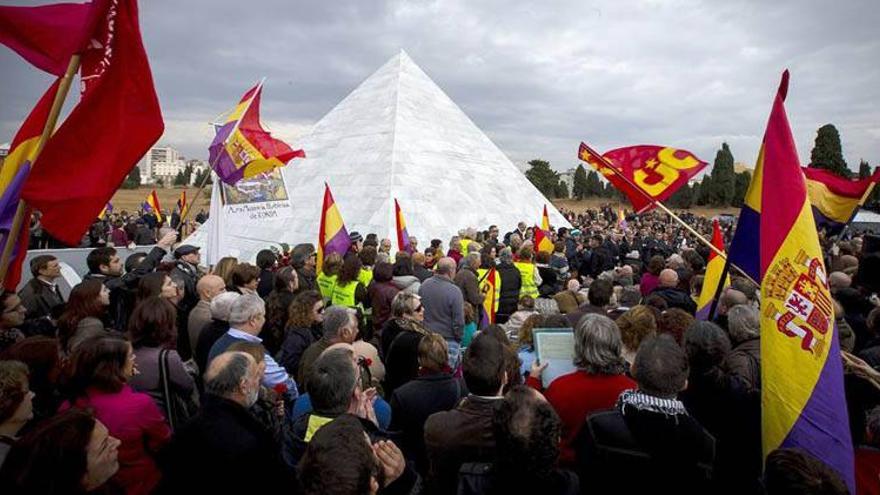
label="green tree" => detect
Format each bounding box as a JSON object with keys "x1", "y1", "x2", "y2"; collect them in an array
[
  {"x1": 525, "y1": 159, "x2": 561, "y2": 198},
  {"x1": 859, "y1": 159, "x2": 871, "y2": 179},
  {"x1": 156, "y1": 177, "x2": 165, "y2": 188},
  {"x1": 556, "y1": 181, "x2": 569, "y2": 199},
  {"x1": 809, "y1": 124, "x2": 850, "y2": 177},
  {"x1": 122, "y1": 166, "x2": 141, "y2": 189},
  {"x1": 183, "y1": 163, "x2": 194, "y2": 185},
  {"x1": 193, "y1": 168, "x2": 213, "y2": 186},
  {"x1": 173, "y1": 170, "x2": 187, "y2": 186},
  {"x1": 572, "y1": 165, "x2": 589, "y2": 200},
  {"x1": 709, "y1": 143, "x2": 736, "y2": 206},
  {"x1": 697, "y1": 174, "x2": 713, "y2": 206},
  {"x1": 585, "y1": 171, "x2": 602, "y2": 197},
  {"x1": 732, "y1": 170, "x2": 752, "y2": 207},
  {"x1": 668, "y1": 183, "x2": 694, "y2": 208}
]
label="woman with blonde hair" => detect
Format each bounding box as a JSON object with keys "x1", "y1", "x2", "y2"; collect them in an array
[
  {"x1": 615, "y1": 305, "x2": 658, "y2": 366},
  {"x1": 211, "y1": 256, "x2": 238, "y2": 290}
]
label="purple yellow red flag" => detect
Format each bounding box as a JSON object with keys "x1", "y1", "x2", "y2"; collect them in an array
[
  {"x1": 0, "y1": 80, "x2": 60, "y2": 290},
  {"x1": 758, "y1": 71, "x2": 853, "y2": 490},
  {"x1": 478, "y1": 267, "x2": 498, "y2": 328},
  {"x1": 208, "y1": 81, "x2": 305, "y2": 185},
  {"x1": 317, "y1": 184, "x2": 351, "y2": 273},
  {"x1": 143, "y1": 190, "x2": 162, "y2": 221},
  {"x1": 540, "y1": 205, "x2": 550, "y2": 231},
  {"x1": 695, "y1": 219, "x2": 729, "y2": 320},
  {"x1": 394, "y1": 199, "x2": 412, "y2": 253},
  {"x1": 176, "y1": 190, "x2": 188, "y2": 217},
  {"x1": 802, "y1": 166, "x2": 880, "y2": 236},
  {"x1": 533, "y1": 225, "x2": 554, "y2": 254},
  {"x1": 617, "y1": 208, "x2": 627, "y2": 230},
  {"x1": 578, "y1": 142, "x2": 707, "y2": 213}
]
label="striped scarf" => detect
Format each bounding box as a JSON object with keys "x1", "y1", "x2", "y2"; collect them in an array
[{"x1": 617, "y1": 389, "x2": 688, "y2": 417}]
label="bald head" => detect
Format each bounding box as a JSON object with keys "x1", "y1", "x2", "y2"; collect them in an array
[
  {"x1": 658, "y1": 269, "x2": 679, "y2": 288},
  {"x1": 436, "y1": 257, "x2": 457, "y2": 278},
  {"x1": 197, "y1": 274, "x2": 226, "y2": 301},
  {"x1": 204, "y1": 351, "x2": 257, "y2": 405},
  {"x1": 829, "y1": 271, "x2": 851, "y2": 290}
]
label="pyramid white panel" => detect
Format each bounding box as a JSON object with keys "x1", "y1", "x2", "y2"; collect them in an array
[{"x1": 187, "y1": 50, "x2": 570, "y2": 263}]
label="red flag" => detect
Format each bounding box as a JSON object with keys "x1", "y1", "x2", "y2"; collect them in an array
[
  {"x1": 579, "y1": 142, "x2": 707, "y2": 213},
  {"x1": 22, "y1": 0, "x2": 164, "y2": 245},
  {"x1": 0, "y1": 2, "x2": 94, "y2": 75}
]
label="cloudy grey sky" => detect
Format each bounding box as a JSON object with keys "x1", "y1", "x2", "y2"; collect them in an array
[{"x1": 2, "y1": 0, "x2": 878, "y2": 175}]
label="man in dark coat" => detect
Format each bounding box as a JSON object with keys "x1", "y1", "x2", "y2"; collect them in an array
[
  {"x1": 424, "y1": 332, "x2": 506, "y2": 495},
  {"x1": 650, "y1": 268, "x2": 698, "y2": 314},
  {"x1": 18, "y1": 255, "x2": 64, "y2": 322},
  {"x1": 157, "y1": 351, "x2": 296, "y2": 493},
  {"x1": 171, "y1": 244, "x2": 202, "y2": 313},
  {"x1": 575, "y1": 335, "x2": 715, "y2": 494},
  {"x1": 496, "y1": 248, "x2": 521, "y2": 324},
  {"x1": 83, "y1": 230, "x2": 176, "y2": 329}
]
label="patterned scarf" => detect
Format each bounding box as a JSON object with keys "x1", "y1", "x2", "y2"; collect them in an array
[{"x1": 617, "y1": 389, "x2": 688, "y2": 417}]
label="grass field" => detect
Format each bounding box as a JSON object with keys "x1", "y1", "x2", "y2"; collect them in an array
[
  {"x1": 110, "y1": 186, "x2": 212, "y2": 215},
  {"x1": 109, "y1": 187, "x2": 736, "y2": 220}
]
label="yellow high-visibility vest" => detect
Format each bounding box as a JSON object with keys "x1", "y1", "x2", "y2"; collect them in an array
[
  {"x1": 317, "y1": 273, "x2": 337, "y2": 300},
  {"x1": 514, "y1": 261, "x2": 538, "y2": 299},
  {"x1": 331, "y1": 280, "x2": 358, "y2": 308},
  {"x1": 358, "y1": 267, "x2": 374, "y2": 288},
  {"x1": 460, "y1": 239, "x2": 472, "y2": 254}
]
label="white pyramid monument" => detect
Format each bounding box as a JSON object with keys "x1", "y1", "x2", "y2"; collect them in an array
[{"x1": 188, "y1": 50, "x2": 570, "y2": 263}]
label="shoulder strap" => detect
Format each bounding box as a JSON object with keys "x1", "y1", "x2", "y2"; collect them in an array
[{"x1": 158, "y1": 349, "x2": 175, "y2": 430}]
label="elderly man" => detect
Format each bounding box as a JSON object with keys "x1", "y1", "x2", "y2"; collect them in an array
[
  {"x1": 723, "y1": 304, "x2": 761, "y2": 391},
  {"x1": 714, "y1": 288, "x2": 748, "y2": 331},
  {"x1": 296, "y1": 306, "x2": 359, "y2": 386},
  {"x1": 650, "y1": 268, "x2": 697, "y2": 314},
  {"x1": 208, "y1": 294, "x2": 297, "y2": 397},
  {"x1": 379, "y1": 238, "x2": 393, "y2": 255},
  {"x1": 158, "y1": 351, "x2": 294, "y2": 491},
  {"x1": 829, "y1": 271, "x2": 852, "y2": 291},
  {"x1": 419, "y1": 257, "x2": 465, "y2": 369},
  {"x1": 454, "y1": 252, "x2": 485, "y2": 309},
  {"x1": 187, "y1": 275, "x2": 226, "y2": 353},
  {"x1": 554, "y1": 279, "x2": 586, "y2": 314},
  {"x1": 18, "y1": 254, "x2": 64, "y2": 322}
]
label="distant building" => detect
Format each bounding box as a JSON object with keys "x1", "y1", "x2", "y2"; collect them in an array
[
  {"x1": 558, "y1": 167, "x2": 576, "y2": 196},
  {"x1": 0, "y1": 142, "x2": 9, "y2": 167},
  {"x1": 137, "y1": 145, "x2": 189, "y2": 185}
]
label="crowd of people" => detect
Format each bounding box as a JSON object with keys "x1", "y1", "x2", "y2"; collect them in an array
[
  {"x1": 0, "y1": 204, "x2": 879, "y2": 494},
  {"x1": 28, "y1": 207, "x2": 209, "y2": 250}
]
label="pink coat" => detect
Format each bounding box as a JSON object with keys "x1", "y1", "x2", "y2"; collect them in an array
[{"x1": 61, "y1": 385, "x2": 171, "y2": 495}]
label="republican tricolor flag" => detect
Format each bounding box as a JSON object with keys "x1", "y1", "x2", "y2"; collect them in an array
[
  {"x1": 479, "y1": 267, "x2": 498, "y2": 328},
  {"x1": 695, "y1": 219, "x2": 729, "y2": 320},
  {"x1": 317, "y1": 184, "x2": 351, "y2": 273},
  {"x1": 802, "y1": 166, "x2": 879, "y2": 236},
  {"x1": 143, "y1": 190, "x2": 162, "y2": 221},
  {"x1": 208, "y1": 81, "x2": 305, "y2": 185},
  {"x1": 176, "y1": 190, "x2": 187, "y2": 217},
  {"x1": 757, "y1": 71, "x2": 853, "y2": 490},
  {"x1": 0, "y1": 80, "x2": 60, "y2": 290},
  {"x1": 394, "y1": 199, "x2": 412, "y2": 253}
]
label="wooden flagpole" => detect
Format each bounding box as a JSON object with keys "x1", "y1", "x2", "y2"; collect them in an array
[
  {"x1": 0, "y1": 55, "x2": 82, "y2": 287},
  {"x1": 579, "y1": 142, "x2": 758, "y2": 286}
]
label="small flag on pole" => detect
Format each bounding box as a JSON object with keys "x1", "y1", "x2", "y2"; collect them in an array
[
  {"x1": 479, "y1": 267, "x2": 498, "y2": 327},
  {"x1": 143, "y1": 190, "x2": 162, "y2": 222},
  {"x1": 534, "y1": 225, "x2": 554, "y2": 254},
  {"x1": 695, "y1": 219, "x2": 729, "y2": 320},
  {"x1": 208, "y1": 81, "x2": 305, "y2": 185},
  {"x1": 176, "y1": 190, "x2": 187, "y2": 217},
  {"x1": 317, "y1": 184, "x2": 351, "y2": 273},
  {"x1": 394, "y1": 199, "x2": 412, "y2": 253},
  {"x1": 540, "y1": 205, "x2": 550, "y2": 231}
]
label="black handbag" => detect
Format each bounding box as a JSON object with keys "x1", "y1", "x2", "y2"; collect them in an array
[{"x1": 158, "y1": 349, "x2": 198, "y2": 430}]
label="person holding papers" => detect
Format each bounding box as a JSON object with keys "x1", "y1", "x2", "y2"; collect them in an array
[{"x1": 526, "y1": 314, "x2": 635, "y2": 465}]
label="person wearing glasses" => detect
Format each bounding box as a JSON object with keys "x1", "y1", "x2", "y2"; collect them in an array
[{"x1": 382, "y1": 292, "x2": 432, "y2": 398}]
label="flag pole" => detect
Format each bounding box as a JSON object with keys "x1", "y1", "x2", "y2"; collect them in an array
[
  {"x1": 0, "y1": 55, "x2": 81, "y2": 287},
  {"x1": 579, "y1": 142, "x2": 758, "y2": 286},
  {"x1": 177, "y1": 77, "x2": 266, "y2": 230}
]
